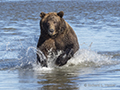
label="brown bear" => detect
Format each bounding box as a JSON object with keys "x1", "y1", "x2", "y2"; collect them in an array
[{"x1": 37, "y1": 11, "x2": 79, "y2": 67}]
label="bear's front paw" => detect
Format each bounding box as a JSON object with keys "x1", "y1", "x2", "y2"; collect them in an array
[
  {"x1": 55, "y1": 55, "x2": 68, "y2": 66},
  {"x1": 41, "y1": 60, "x2": 48, "y2": 67}
]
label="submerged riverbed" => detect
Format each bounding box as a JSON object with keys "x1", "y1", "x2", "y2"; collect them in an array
[{"x1": 0, "y1": 0, "x2": 120, "y2": 90}]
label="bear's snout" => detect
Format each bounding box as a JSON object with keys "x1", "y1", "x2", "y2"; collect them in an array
[
  {"x1": 48, "y1": 29, "x2": 55, "y2": 36},
  {"x1": 49, "y1": 29, "x2": 54, "y2": 33}
]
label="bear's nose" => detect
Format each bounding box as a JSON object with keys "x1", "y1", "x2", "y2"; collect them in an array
[{"x1": 48, "y1": 29, "x2": 54, "y2": 33}]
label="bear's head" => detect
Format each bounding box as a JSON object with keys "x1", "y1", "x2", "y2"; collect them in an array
[{"x1": 40, "y1": 11, "x2": 66, "y2": 37}]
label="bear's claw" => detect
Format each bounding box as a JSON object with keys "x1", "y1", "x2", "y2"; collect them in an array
[
  {"x1": 41, "y1": 60, "x2": 48, "y2": 67},
  {"x1": 55, "y1": 55, "x2": 68, "y2": 66}
]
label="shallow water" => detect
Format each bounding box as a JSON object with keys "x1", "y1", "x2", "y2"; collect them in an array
[{"x1": 0, "y1": 0, "x2": 120, "y2": 90}]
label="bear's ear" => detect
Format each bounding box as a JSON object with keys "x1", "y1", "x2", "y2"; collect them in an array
[
  {"x1": 57, "y1": 11, "x2": 64, "y2": 18},
  {"x1": 40, "y1": 12, "x2": 46, "y2": 18}
]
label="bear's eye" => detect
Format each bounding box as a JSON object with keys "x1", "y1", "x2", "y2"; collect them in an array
[
  {"x1": 54, "y1": 21, "x2": 57, "y2": 24},
  {"x1": 47, "y1": 23, "x2": 50, "y2": 26}
]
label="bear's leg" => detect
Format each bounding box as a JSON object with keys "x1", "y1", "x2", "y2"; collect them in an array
[
  {"x1": 37, "y1": 54, "x2": 48, "y2": 67},
  {"x1": 55, "y1": 48, "x2": 74, "y2": 66},
  {"x1": 40, "y1": 60, "x2": 48, "y2": 67}
]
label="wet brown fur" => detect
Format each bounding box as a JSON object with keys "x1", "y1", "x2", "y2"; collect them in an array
[{"x1": 37, "y1": 11, "x2": 79, "y2": 67}]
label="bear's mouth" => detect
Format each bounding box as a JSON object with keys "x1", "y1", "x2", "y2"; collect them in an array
[
  {"x1": 48, "y1": 29, "x2": 56, "y2": 36},
  {"x1": 48, "y1": 33, "x2": 58, "y2": 38},
  {"x1": 49, "y1": 33, "x2": 57, "y2": 38}
]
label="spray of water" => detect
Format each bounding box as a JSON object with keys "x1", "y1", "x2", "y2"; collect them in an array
[
  {"x1": 66, "y1": 49, "x2": 113, "y2": 67},
  {"x1": 1, "y1": 42, "x2": 119, "y2": 71},
  {"x1": 25, "y1": 41, "x2": 120, "y2": 70}
]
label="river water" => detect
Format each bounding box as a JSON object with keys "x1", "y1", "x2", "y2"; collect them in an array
[{"x1": 0, "y1": 0, "x2": 120, "y2": 90}]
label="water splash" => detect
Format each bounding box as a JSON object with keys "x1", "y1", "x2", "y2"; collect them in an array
[
  {"x1": 26, "y1": 46, "x2": 46, "y2": 61},
  {"x1": 0, "y1": 45, "x2": 119, "y2": 70},
  {"x1": 66, "y1": 49, "x2": 114, "y2": 67},
  {"x1": 21, "y1": 45, "x2": 120, "y2": 70}
]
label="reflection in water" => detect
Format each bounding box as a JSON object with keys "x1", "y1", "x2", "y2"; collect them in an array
[
  {"x1": 18, "y1": 68, "x2": 80, "y2": 90},
  {"x1": 37, "y1": 71, "x2": 78, "y2": 90}
]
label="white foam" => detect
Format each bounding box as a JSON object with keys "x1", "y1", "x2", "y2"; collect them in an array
[
  {"x1": 66, "y1": 49, "x2": 115, "y2": 67},
  {"x1": 32, "y1": 63, "x2": 54, "y2": 74},
  {"x1": 18, "y1": 46, "x2": 119, "y2": 71},
  {"x1": 32, "y1": 49, "x2": 117, "y2": 71}
]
